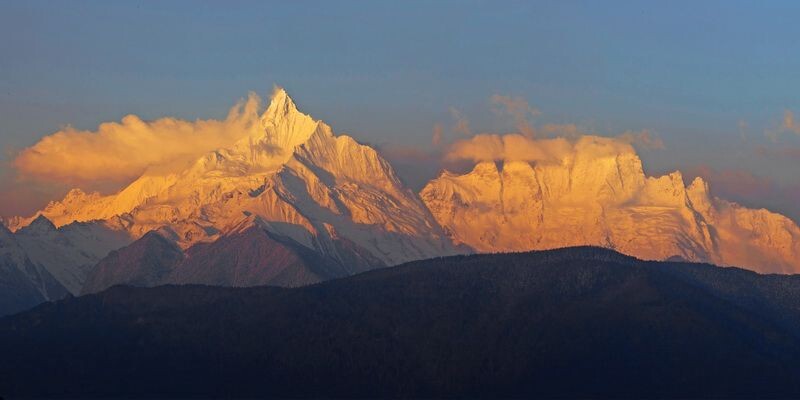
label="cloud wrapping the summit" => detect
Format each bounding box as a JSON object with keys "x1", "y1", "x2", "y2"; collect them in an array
[
  {"x1": 443, "y1": 125, "x2": 655, "y2": 167},
  {"x1": 615, "y1": 129, "x2": 665, "y2": 150},
  {"x1": 13, "y1": 94, "x2": 263, "y2": 185},
  {"x1": 445, "y1": 134, "x2": 573, "y2": 163}
]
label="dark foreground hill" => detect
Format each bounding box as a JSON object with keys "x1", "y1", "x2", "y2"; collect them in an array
[{"x1": 2, "y1": 247, "x2": 800, "y2": 398}]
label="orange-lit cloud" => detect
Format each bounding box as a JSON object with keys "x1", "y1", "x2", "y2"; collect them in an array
[
  {"x1": 615, "y1": 129, "x2": 665, "y2": 150},
  {"x1": 539, "y1": 125, "x2": 664, "y2": 151},
  {"x1": 445, "y1": 95, "x2": 661, "y2": 163},
  {"x1": 540, "y1": 123, "x2": 582, "y2": 139},
  {"x1": 448, "y1": 107, "x2": 472, "y2": 136},
  {"x1": 13, "y1": 94, "x2": 262, "y2": 186},
  {"x1": 765, "y1": 110, "x2": 800, "y2": 141},
  {"x1": 490, "y1": 94, "x2": 539, "y2": 138},
  {"x1": 432, "y1": 123, "x2": 444, "y2": 146},
  {"x1": 444, "y1": 133, "x2": 573, "y2": 163},
  {"x1": 783, "y1": 110, "x2": 800, "y2": 135}
]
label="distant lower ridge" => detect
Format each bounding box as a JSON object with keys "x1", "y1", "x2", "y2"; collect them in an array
[{"x1": 2, "y1": 246, "x2": 800, "y2": 398}]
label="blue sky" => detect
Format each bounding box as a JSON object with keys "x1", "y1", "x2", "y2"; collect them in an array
[{"x1": 1, "y1": 1, "x2": 799, "y2": 218}]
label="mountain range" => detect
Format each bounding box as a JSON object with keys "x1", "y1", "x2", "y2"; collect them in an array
[
  {"x1": 3, "y1": 247, "x2": 800, "y2": 398},
  {"x1": 422, "y1": 137, "x2": 800, "y2": 272},
  {"x1": 1, "y1": 88, "x2": 799, "y2": 316}
]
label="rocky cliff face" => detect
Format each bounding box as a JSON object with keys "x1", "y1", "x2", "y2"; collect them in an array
[{"x1": 421, "y1": 136, "x2": 800, "y2": 274}]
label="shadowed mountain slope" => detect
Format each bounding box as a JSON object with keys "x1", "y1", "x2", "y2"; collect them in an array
[{"x1": 82, "y1": 222, "x2": 358, "y2": 294}]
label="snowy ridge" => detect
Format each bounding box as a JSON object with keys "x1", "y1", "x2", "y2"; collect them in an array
[
  {"x1": 0, "y1": 222, "x2": 76, "y2": 316},
  {"x1": 10, "y1": 88, "x2": 459, "y2": 292},
  {"x1": 14, "y1": 217, "x2": 131, "y2": 294},
  {"x1": 5, "y1": 87, "x2": 800, "y2": 304},
  {"x1": 421, "y1": 136, "x2": 800, "y2": 274}
]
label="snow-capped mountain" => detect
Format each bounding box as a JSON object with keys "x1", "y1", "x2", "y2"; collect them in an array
[
  {"x1": 9, "y1": 89, "x2": 459, "y2": 297},
  {"x1": 14, "y1": 216, "x2": 131, "y2": 294},
  {"x1": 421, "y1": 136, "x2": 800, "y2": 274},
  {"x1": 5, "y1": 88, "x2": 800, "y2": 313},
  {"x1": 0, "y1": 214, "x2": 131, "y2": 315},
  {"x1": 82, "y1": 216, "x2": 356, "y2": 294},
  {"x1": 0, "y1": 223, "x2": 69, "y2": 316}
]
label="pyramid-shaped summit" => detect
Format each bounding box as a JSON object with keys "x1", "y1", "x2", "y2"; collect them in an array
[
  {"x1": 256, "y1": 87, "x2": 322, "y2": 154},
  {"x1": 262, "y1": 87, "x2": 297, "y2": 120},
  {"x1": 14, "y1": 88, "x2": 461, "y2": 293},
  {"x1": 9, "y1": 87, "x2": 800, "y2": 305}
]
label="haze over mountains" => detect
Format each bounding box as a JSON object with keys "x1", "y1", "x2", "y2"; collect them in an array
[{"x1": 1, "y1": 88, "x2": 799, "y2": 315}]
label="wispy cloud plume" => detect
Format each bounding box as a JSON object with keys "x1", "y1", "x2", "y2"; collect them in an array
[
  {"x1": 540, "y1": 123, "x2": 581, "y2": 139},
  {"x1": 615, "y1": 129, "x2": 665, "y2": 150},
  {"x1": 448, "y1": 107, "x2": 472, "y2": 136},
  {"x1": 783, "y1": 110, "x2": 800, "y2": 135},
  {"x1": 432, "y1": 123, "x2": 444, "y2": 146},
  {"x1": 444, "y1": 94, "x2": 661, "y2": 164},
  {"x1": 444, "y1": 134, "x2": 573, "y2": 163},
  {"x1": 13, "y1": 94, "x2": 262, "y2": 186},
  {"x1": 765, "y1": 110, "x2": 800, "y2": 142},
  {"x1": 490, "y1": 94, "x2": 539, "y2": 138},
  {"x1": 443, "y1": 132, "x2": 647, "y2": 165}
]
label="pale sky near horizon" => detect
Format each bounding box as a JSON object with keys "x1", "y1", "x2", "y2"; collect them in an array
[{"x1": 1, "y1": 1, "x2": 799, "y2": 220}]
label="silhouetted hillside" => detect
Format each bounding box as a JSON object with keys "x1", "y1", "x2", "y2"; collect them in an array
[{"x1": 2, "y1": 246, "x2": 800, "y2": 398}]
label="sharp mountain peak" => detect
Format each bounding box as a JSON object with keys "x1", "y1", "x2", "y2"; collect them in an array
[{"x1": 4, "y1": 87, "x2": 800, "y2": 304}]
